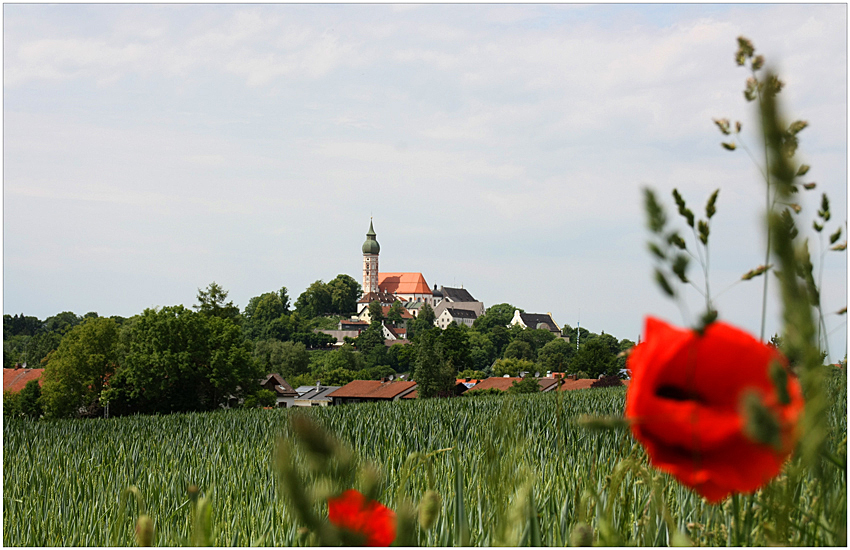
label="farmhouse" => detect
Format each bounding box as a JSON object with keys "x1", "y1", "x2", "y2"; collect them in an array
[
  {"x1": 259, "y1": 373, "x2": 298, "y2": 408},
  {"x1": 327, "y1": 379, "x2": 417, "y2": 405}
]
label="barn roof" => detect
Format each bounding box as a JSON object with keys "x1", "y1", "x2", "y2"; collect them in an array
[{"x1": 3, "y1": 368, "x2": 44, "y2": 393}]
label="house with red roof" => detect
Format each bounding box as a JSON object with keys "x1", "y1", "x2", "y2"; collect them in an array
[
  {"x1": 3, "y1": 368, "x2": 45, "y2": 393},
  {"x1": 466, "y1": 376, "x2": 561, "y2": 393},
  {"x1": 327, "y1": 379, "x2": 417, "y2": 405}
]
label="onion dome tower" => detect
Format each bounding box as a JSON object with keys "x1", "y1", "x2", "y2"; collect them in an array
[{"x1": 362, "y1": 219, "x2": 380, "y2": 295}]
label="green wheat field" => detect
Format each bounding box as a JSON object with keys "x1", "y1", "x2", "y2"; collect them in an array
[{"x1": 3, "y1": 379, "x2": 846, "y2": 547}]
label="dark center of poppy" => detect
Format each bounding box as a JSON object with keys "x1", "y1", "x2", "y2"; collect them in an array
[{"x1": 656, "y1": 385, "x2": 702, "y2": 403}]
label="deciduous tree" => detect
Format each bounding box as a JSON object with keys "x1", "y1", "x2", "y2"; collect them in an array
[{"x1": 40, "y1": 317, "x2": 120, "y2": 418}]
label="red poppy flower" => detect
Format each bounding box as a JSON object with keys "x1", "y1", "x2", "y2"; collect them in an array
[
  {"x1": 625, "y1": 316, "x2": 804, "y2": 503},
  {"x1": 327, "y1": 489, "x2": 396, "y2": 546}
]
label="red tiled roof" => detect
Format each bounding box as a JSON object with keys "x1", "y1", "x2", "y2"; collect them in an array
[
  {"x1": 456, "y1": 378, "x2": 483, "y2": 385},
  {"x1": 381, "y1": 306, "x2": 413, "y2": 319},
  {"x1": 538, "y1": 378, "x2": 560, "y2": 392},
  {"x1": 3, "y1": 368, "x2": 44, "y2": 393},
  {"x1": 556, "y1": 378, "x2": 596, "y2": 391},
  {"x1": 379, "y1": 273, "x2": 432, "y2": 295},
  {"x1": 327, "y1": 380, "x2": 417, "y2": 399},
  {"x1": 465, "y1": 377, "x2": 521, "y2": 392}
]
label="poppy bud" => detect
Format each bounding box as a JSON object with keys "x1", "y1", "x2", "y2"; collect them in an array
[
  {"x1": 359, "y1": 463, "x2": 383, "y2": 502},
  {"x1": 135, "y1": 515, "x2": 154, "y2": 547},
  {"x1": 570, "y1": 522, "x2": 593, "y2": 546},
  {"x1": 418, "y1": 490, "x2": 441, "y2": 530},
  {"x1": 740, "y1": 391, "x2": 782, "y2": 451},
  {"x1": 188, "y1": 484, "x2": 200, "y2": 504}
]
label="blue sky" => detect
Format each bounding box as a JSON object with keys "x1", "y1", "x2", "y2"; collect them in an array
[{"x1": 4, "y1": 4, "x2": 847, "y2": 360}]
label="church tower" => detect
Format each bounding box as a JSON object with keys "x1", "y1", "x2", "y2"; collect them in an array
[{"x1": 362, "y1": 219, "x2": 380, "y2": 295}]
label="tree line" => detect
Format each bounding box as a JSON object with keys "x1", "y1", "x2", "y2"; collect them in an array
[{"x1": 4, "y1": 276, "x2": 634, "y2": 418}]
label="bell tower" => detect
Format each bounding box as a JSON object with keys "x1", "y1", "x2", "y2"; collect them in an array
[{"x1": 362, "y1": 219, "x2": 380, "y2": 295}]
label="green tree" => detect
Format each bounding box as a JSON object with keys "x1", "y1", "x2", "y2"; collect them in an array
[
  {"x1": 439, "y1": 322, "x2": 470, "y2": 373},
  {"x1": 44, "y1": 311, "x2": 82, "y2": 335},
  {"x1": 493, "y1": 358, "x2": 535, "y2": 377},
  {"x1": 489, "y1": 325, "x2": 511, "y2": 357},
  {"x1": 473, "y1": 303, "x2": 520, "y2": 332},
  {"x1": 3, "y1": 390, "x2": 20, "y2": 417},
  {"x1": 295, "y1": 281, "x2": 333, "y2": 319},
  {"x1": 570, "y1": 338, "x2": 617, "y2": 378},
  {"x1": 387, "y1": 301, "x2": 405, "y2": 325},
  {"x1": 503, "y1": 339, "x2": 534, "y2": 361},
  {"x1": 368, "y1": 300, "x2": 384, "y2": 326},
  {"x1": 387, "y1": 343, "x2": 417, "y2": 373},
  {"x1": 538, "y1": 338, "x2": 574, "y2": 373},
  {"x1": 418, "y1": 303, "x2": 436, "y2": 325},
  {"x1": 508, "y1": 375, "x2": 541, "y2": 394},
  {"x1": 108, "y1": 306, "x2": 259, "y2": 415},
  {"x1": 18, "y1": 380, "x2": 42, "y2": 418},
  {"x1": 40, "y1": 317, "x2": 120, "y2": 419},
  {"x1": 194, "y1": 282, "x2": 240, "y2": 320},
  {"x1": 243, "y1": 389, "x2": 277, "y2": 408},
  {"x1": 327, "y1": 274, "x2": 362, "y2": 315},
  {"x1": 514, "y1": 328, "x2": 556, "y2": 359},
  {"x1": 457, "y1": 369, "x2": 486, "y2": 379},
  {"x1": 254, "y1": 339, "x2": 310, "y2": 379},
  {"x1": 318, "y1": 367, "x2": 355, "y2": 386},
  {"x1": 414, "y1": 330, "x2": 454, "y2": 398},
  {"x1": 467, "y1": 330, "x2": 496, "y2": 371},
  {"x1": 243, "y1": 288, "x2": 290, "y2": 340}
]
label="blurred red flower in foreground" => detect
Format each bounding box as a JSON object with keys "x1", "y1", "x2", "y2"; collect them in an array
[
  {"x1": 625, "y1": 317, "x2": 804, "y2": 503},
  {"x1": 328, "y1": 489, "x2": 396, "y2": 546}
]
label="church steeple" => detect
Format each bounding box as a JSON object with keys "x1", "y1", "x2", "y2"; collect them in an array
[{"x1": 362, "y1": 219, "x2": 380, "y2": 295}]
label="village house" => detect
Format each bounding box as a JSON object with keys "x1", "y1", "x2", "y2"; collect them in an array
[
  {"x1": 294, "y1": 384, "x2": 341, "y2": 407},
  {"x1": 435, "y1": 307, "x2": 478, "y2": 329},
  {"x1": 259, "y1": 373, "x2": 298, "y2": 408},
  {"x1": 327, "y1": 378, "x2": 417, "y2": 405},
  {"x1": 509, "y1": 310, "x2": 564, "y2": 337},
  {"x1": 464, "y1": 376, "x2": 560, "y2": 393}
]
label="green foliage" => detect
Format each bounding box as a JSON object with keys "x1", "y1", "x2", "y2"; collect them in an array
[
  {"x1": 387, "y1": 301, "x2": 406, "y2": 325},
  {"x1": 253, "y1": 340, "x2": 310, "y2": 380},
  {"x1": 465, "y1": 331, "x2": 495, "y2": 372},
  {"x1": 414, "y1": 330, "x2": 454, "y2": 398},
  {"x1": 317, "y1": 367, "x2": 355, "y2": 387},
  {"x1": 387, "y1": 343, "x2": 417, "y2": 374},
  {"x1": 367, "y1": 300, "x2": 384, "y2": 326},
  {"x1": 457, "y1": 369, "x2": 486, "y2": 380},
  {"x1": 295, "y1": 281, "x2": 333, "y2": 319},
  {"x1": 194, "y1": 282, "x2": 240, "y2": 321},
  {"x1": 570, "y1": 338, "x2": 617, "y2": 379},
  {"x1": 463, "y1": 387, "x2": 504, "y2": 397},
  {"x1": 40, "y1": 317, "x2": 120, "y2": 419},
  {"x1": 508, "y1": 375, "x2": 541, "y2": 394},
  {"x1": 439, "y1": 323, "x2": 470, "y2": 373},
  {"x1": 503, "y1": 339, "x2": 534, "y2": 361},
  {"x1": 472, "y1": 303, "x2": 520, "y2": 333},
  {"x1": 538, "y1": 338, "x2": 574, "y2": 373},
  {"x1": 493, "y1": 358, "x2": 534, "y2": 378},
  {"x1": 242, "y1": 288, "x2": 290, "y2": 340},
  {"x1": 18, "y1": 379, "x2": 43, "y2": 418},
  {"x1": 326, "y1": 274, "x2": 362, "y2": 316},
  {"x1": 106, "y1": 306, "x2": 259, "y2": 415},
  {"x1": 3, "y1": 390, "x2": 20, "y2": 417},
  {"x1": 418, "y1": 303, "x2": 436, "y2": 325},
  {"x1": 513, "y1": 328, "x2": 556, "y2": 359},
  {"x1": 243, "y1": 389, "x2": 277, "y2": 409}
]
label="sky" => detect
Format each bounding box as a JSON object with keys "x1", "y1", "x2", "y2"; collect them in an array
[{"x1": 3, "y1": 3, "x2": 847, "y2": 361}]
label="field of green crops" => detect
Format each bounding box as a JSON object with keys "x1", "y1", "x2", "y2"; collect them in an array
[{"x1": 3, "y1": 377, "x2": 847, "y2": 546}]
